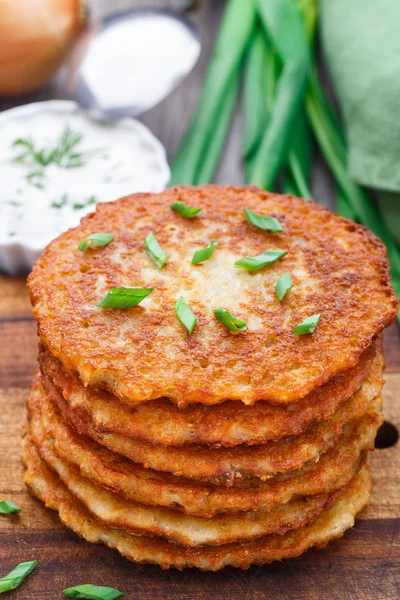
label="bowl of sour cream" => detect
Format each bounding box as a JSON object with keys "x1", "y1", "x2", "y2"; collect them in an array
[{"x1": 0, "y1": 100, "x2": 170, "y2": 274}]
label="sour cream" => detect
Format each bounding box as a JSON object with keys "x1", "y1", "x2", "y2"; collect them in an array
[
  {"x1": 78, "y1": 11, "x2": 200, "y2": 116},
  {"x1": 0, "y1": 100, "x2": 170, "y2": 273}
]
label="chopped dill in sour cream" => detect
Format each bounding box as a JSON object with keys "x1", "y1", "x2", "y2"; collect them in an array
[
  {"x1": 51, "y1": 193, "x2": 98, "y2": 211},
  {"x1": 10, "y1": 126, "x2": 102, "y2": 191}
]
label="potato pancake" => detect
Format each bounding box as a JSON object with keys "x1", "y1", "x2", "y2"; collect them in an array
[
  {"x1": 28, "y1": 186, "x2": 398, "y2": 406},
  {"x1": 28, "y1": 376, "x2": 378, "y2": 516},
  {"x1": 38, "y1": 339, "x2": 379, "y2": 447},
  {"x1": 23, "y1": 436, "x2": 371, "y2": 571}
]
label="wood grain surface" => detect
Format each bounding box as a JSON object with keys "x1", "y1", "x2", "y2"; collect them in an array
[{"x1": 0, "y1": 1, "x2": 399, "y2": 599}]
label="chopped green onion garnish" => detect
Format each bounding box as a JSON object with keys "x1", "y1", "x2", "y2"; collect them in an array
[
  {"x1": 275, "y1": 272, "x2": 293, "y2": 301},
  {"x1": 78, "y1": 233, "x2": 114, "y2": 252},
  {"x1": 145, "y1": 232, "x2": 168, "y2": 269},
  {"x1": 235, "y1": 250, "x2": 287, "y2": 271},
  {"x1": 174, "y1": 297, "x2": 197, "y2": 334},
  {"x1": 62, "y1": 584, "x2": 123, "y2": 599},
  {"x1": 213, "y1": 309, "x2": 248, "y2": 333},
  {"x1": 294, "y1": 314, "x2": 322, "y2": 336},
  {"x1": 243, "y1": 209, "x2": 283, "y2": 232},
  {"x1": 97, "y1": 287, "x2": 153, "y2": 309},
  {"x1": 0, "y1": 500, "x2": 21, "y2": 514},
  {"x1": 170, "y1": 201, "x2": 202, "y2": 218},
  {"x1": 191, "y1": 241, "x2": 218, "y2": 265},
  {"x1": 0, "y1": 560, "x2": 38, "y2": 593}
]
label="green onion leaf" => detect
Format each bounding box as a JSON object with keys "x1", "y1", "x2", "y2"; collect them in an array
[
  {"x1": 235, "y1": 250, "x2": 287, "y2": 271},
  {"x1": 243, "y1": 209, "x2": 283, "y2": 232},
  {"x1": 191, "y1": 241, "x2": 218, "y2": 265},
  {"x1": 0, "y1": 500, "x2": 21, "y2": 514},
  {"x1": 145, "y1": 232, "x2": 168, "y2": 269},
  {"x1": 97, "y1": 287, "x2": 153, "y2": 309},
  {"x1": 174, "y1": 297, "x2": 197, "y2": 334},
  {"x1": 275, "y1": 272, "x2": 293, "y2": 301},
  {"x1": 170, "y1": 201, "x2": 202, "y2": 219},
  {"x1": 0, "y1": 560, "x2": 38, "y2": 593},
  {"x1": 294, "y1": 314, "x2": 321, "y2": 336},
  {"x1": 213, "y1": 309, "x2": 247, "y2": 333},
  {"x1": 62, "y1": 584, "x2": 123, "y2": 600},
  {"x1": 78, "y1": 233, "x2": 114, "y2": 252}
]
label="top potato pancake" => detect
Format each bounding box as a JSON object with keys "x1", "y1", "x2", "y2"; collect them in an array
[{"x1": 28, "y1": 185, "x2": 398, "y2": 406}]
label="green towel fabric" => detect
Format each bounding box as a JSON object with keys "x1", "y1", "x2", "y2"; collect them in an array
[{"x1": 320, "y1": 0, "x2": 400, "y2": 245}]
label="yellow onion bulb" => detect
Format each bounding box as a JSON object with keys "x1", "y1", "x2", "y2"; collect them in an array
[{"x1": 0, "y1": 0, "x2": 84, "y2": 97}]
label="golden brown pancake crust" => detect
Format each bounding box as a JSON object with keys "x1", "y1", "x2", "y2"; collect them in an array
[
  {"x1": 23, "y1": 436, "x2": 372, "y2": 571},
  {"x1": 38, "y1": 339, "x2": 379, "y2": 447},
  {"x1": 28, "y1": 185, "x2": 398, "y2": 406},
  {"x1": 29, "y1": 429, "x2": 341, "y2": 547},
  {"x1": 40, "y1": 349, "x2": 384, "y2": 483},
  {"x1": 28, "y1": 375, "x2": 378, "y2": 516}
]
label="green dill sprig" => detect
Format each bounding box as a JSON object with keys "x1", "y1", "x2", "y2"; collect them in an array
[{"x1": 11, "y1": 126, "x2": 102, "y2": 191}]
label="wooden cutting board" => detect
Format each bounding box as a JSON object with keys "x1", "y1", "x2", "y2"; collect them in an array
[{"x1": 0, "y1": 274, "x2": 399, "y2": 600}]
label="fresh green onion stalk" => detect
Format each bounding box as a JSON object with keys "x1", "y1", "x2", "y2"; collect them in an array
[
  {"x1": 248, "y1": 0, "x2": 310, "y2": 190},
  {"x1": 169, "y1": 0, "x2": 256, "y2": 185}
]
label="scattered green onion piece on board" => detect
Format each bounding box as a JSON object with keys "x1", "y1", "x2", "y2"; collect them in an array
[
  {"x1": 145, "y1": 232, "x2": 168, "y2": 269},
  {"x1": 191, "y1": 241, "x2": 218, "y2": 265},
  {"x1": 170, "y1": 201, "x2": 202, "y2": 219},
  {"x1": 213, "y1": 309, "x2": 247, "y2": 333},
  {"x1": 97, "y1": 287, "x2": 153, "y2": 309},
  {"x1": 0, "y1": 500, "x2": 21, "y2": 514},
  {"x1": 294, "y1": 313, "x2": 321, "y2": 336},
  {"x1": 275, "y1": 272, "x2": 293, "y2": 301},
  {"x1": 0, "y1": 561, "x2": 38, "y2": 594},
  {"x1": 78, "y1": 233, "x2": 114, "y2": 252},
  {"x1": 243, "y1": 208, "x2": 283, "y2": 232},
  {"x1": 62, "y1": 584, "x2": 123, "y2": 600},
  {"x1": 235, "y1": 250, "x2": 287, "y2": 271},
  {"x1": 174, "y1": 297, "x2": 197, "y2": 334}
]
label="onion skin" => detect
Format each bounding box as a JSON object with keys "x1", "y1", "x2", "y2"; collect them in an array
[{"x1": 0, "y1": 0, "x2": 83, "y2": 97}]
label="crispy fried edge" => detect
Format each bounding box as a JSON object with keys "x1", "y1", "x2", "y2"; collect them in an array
[
  {"x1": 38, "y1": 339, "x2": 379, "y2": 447},
  {"x1": 27, "y1": 374, "x2": 379, "y2": 517},
  {"x1": 23, "y1": 435, "x2": 372, "y2": 571},
  {"x1": 40, "y1": 364, "x2": 384, "y2": 484}
]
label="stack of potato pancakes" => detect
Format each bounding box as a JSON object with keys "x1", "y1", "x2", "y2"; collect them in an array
[{"x1": 25, "y1": 185, "x2": 398, "y2": 571}]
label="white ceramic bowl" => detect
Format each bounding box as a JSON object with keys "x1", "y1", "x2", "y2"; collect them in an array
[{"x1": 0, "y1": 100, "x2": 170, "y2": 274}]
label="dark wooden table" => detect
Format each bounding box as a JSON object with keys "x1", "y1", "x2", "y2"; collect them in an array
[{"x1": 1, "y1": 1, "x2": 399, "y2": 598}]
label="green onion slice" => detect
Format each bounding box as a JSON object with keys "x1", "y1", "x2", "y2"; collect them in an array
[
  {"x1": 0, "y1": 561, "x2": 38, "y2": 593},
  {"x1": 235, "y1": 250, "x2": 287, "y2": 271},
  {"x1": 0, "y1": 500, "x2": 21, "y2": 514},
  {"x1": 294, "y1": 314, "x2": 322, "y2": 336},
  {"x1": 191, "y1": 241, "x2": 218, "y2": 265},
  {"x1": 174, "y1": 296, "x2": 197, "y2": 334},
  {"x1": 97, "y1": 287, "x2": 153, "y2": 309},
  {"x1": 243, "y1": 209, "x2": 283, "y2": 232},
  {"x1": 145, "y1": 232, "x2": 168, "y2": 269},
  {"x1": 62, "y1": 584, "x2": 123, "y2": 599},
  {"x1": 275, "y1": 272, "x2": 293, "y2": 301},
  {"x1": 213, "y1": 309, "x2": 248, "y2": 332},
  {"x1": 170, "y1": 201, "x2": 202, "y2": 218},
  {"x1": 78, "y1": 233, "x2": 114, "y2": 252}
]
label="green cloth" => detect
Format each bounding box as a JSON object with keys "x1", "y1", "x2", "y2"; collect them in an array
[
  {"x1": 320, "y1": 0, "x2": 400, "y2": 245},
  {"x1": 321, "y1": 0, "x2": 400, "y2": 193}
]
